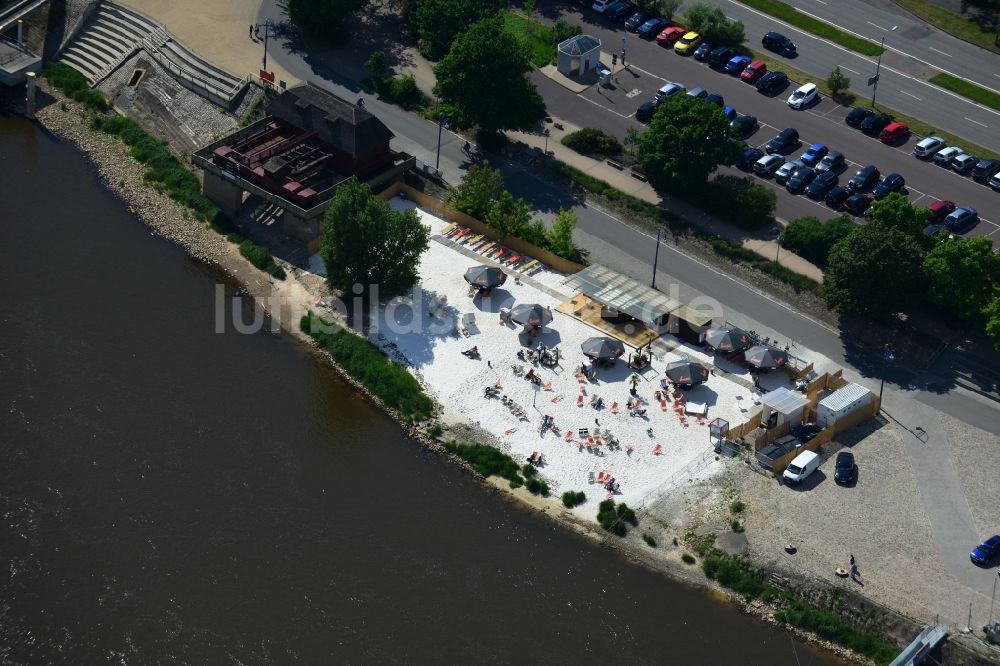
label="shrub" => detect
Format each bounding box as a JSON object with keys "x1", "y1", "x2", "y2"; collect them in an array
[
  {"x1": 561, "y1": 128, "x2": 622, "y2": 158},
  {"x1": 597, "y1": 499, "x2": 634, "y2": 536},
  {"x1": 780, "y1": 215, "x2": 854, "y2": 269},
  {"x1": 681, "y1": 553, "x2": 696, "y2": 564},
  {"x1": 238, "y1": 239, "x2": 287, "y2": 280},
  {"x1": 428, "y1": 423, "x2": 443, "y2": 438},
  {"x1": 777, "y1": 600, "x2": 897, "y2": 663},
  {"x1": 550, "y1": 18, "x2": 580, "y2": 45},
  {"x1": 369, "y1": 74, "x2": 431, "y2": 111},
  {"x1": 525, "y1": 477, "x2": 549, "y2": 496},
  {"x1": 226, "y1": 232, "x2": 245, "y2": 244},
  {"x1": 44, "y1": 62, "x2": 109, "y2": 112},
  {"x1": 521, "y1": 463, "x2": 538, "y2": 478},
  {"x1": 642, "y1": 533, "x2": 657, "y2": 547},
  {"x1": 561, "y1": 490, "x2": 586, "y2": 508},
  {"x1": 730, "y1": 519, "x2": 745, "y2": 533},
  {"x1": 697, "y1": 175, "x2": 776, "y2": 230},
  {"x1": 301, "y1": 312, "x2": 435, "y2": 421},
  {"x1": 730, "y1": 500, "x2": 745, "y2": 514}
]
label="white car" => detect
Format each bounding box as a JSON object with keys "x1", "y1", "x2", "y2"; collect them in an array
[
  {"x1": 655, "y1": 82, "x2": 686, "y2": 102},
  {"x1": 787, "y1": 83, "x2": 818, "y2": 109},
  {"x1": 775, "y1": 160, "x2": 804, "y2": 184},
  {"x1": 753, "y1": 154, "x2": 784, "y2": 176},
  {"x1": 592, "y1": 0, "x2": 613, "y2": 11},
  {"x1": 934, "y1": 146, "x2": 962, "y2": 166},
  {"x1": 913, "y1": 136, "x2": 945, "y2": 158}
]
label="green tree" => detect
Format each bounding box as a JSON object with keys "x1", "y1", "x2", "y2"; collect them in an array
[
  {"x1": 286, "y1": 0, "x2": 366, "y2": 45},
  {"x1": 547, "y1": 209, "x2": 578, "y2": 259},
  {"x1": 636, "y1": 94, "x2": 742, "y2": 190},
  {"x1": 450, "y1": 161, "x2": 507, "y2": 219},
  {"x1": 984, "y1": 295, "x2": 1000, "y2": 351},
  {"x1": 824, "y1": 221, "x2": 926, "y2": 318},
  {"x1": 434, "y1": 17, "x2": 547, "y2": 141},
  {"x1": 866, "y1": 193, "x2": 929, "y2": 240},
  {"x1": 365, "y1": 50, "x2": 388, "y2": 77},
  {"x1": 827, "y1": 66, "x2": 850, "y2": 97},
  {"x1": 923, "y1": 236, "x2": 1000, "y2": 321},
  {"x1": 779, "y1": 215, "x2": 855, "y2": 268},
  {"x1": 416, "y1": 0, "x2": 507, "y2": 60},
  {"x1": 656, "y1": 0, "x2": 684, "y2": 20},
  {"x1": 683, "y1": 4, "x2": 745, "y2": 45},
  {"x1": 321, "y1": 178, "x2": 429, "y2": 302}
]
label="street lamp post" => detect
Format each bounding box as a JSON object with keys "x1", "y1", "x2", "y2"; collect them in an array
[
  {"x1": 543, "y1": 128, "x2": 550, "y2": 156},
  {"x1": 651, "y1": 228, "x2": 666, "y2": 289},
  {"x1": 255, "y1": 19, "x2": 274, "y2": 71},
  {"x1": 878, "y1": 343, "x2": 896, "y2": 402},
  {"x1": 435, "y1": 115, "x2": 449, "y2": 172},
  {"x1": 870, "y1": 35, "x2": 886, "y2": 108}
]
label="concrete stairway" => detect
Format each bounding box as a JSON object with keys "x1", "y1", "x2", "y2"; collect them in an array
[{"x1": 59, "y1": 2, "x2": 247, "y2": 107}]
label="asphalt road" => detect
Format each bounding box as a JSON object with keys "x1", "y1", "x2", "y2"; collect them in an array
[{"x1": 534, "y1": 6, "x2": 1000, "y2": 236}]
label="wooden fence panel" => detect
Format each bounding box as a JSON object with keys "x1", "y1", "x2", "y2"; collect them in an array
[{"x1": 794, "y1": 362, "x2": 814, "y2": 380}]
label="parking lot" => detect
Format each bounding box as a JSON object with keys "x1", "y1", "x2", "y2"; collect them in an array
[{"x1": 531, "y1": 4, "x2": 1000, "y2": 239}]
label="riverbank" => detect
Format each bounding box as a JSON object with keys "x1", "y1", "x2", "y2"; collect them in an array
[{"x1": 31, "y1": 86, "x2": 885, "y2": 666}]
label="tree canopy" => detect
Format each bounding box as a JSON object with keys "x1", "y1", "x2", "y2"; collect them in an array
[
  {"x1": 321, "y1": 178, "x2": 429, "y2": 302},
  {"x1": 866, "y1": 193, "x2": 928, "y2": 240},
  {"x1": 416, "y1": 0, "x2": 508, "y2": 60},
  {"x1": 683, "y1": 4, "x2": 746, "y2": 45},
  {"x1": 636, "y1": 94, "x2": 742, "y2": 190},
  {"x1": 433, "y1": 16, "x2": 547, "y2": 139},
  {"x1": 286, "y1": 0, "x2": 366, "y2": 45},
  {"x1": 984, "y1": 295, "x2": 1000, "y2": 352},
  {"x1": 923, "y1": 235, "x2": 1000, "y2": 321},
  {"x1": 779, "y1": 215, "x2": 855, "y2": 268},
  {"x1": 823, "y1": 221, "x2": 926, "y2": 318}
]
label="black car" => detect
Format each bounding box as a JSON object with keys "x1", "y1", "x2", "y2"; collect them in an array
[
  {"x1": 638, "y1": 17, "x2": 670, "y2": 38},
  {"x1": 848, "y1": 165, "x2": 880, "y2": 192},
  {"x1": 762, "y1": 31, "x2": 797, "y2": 56},
  {"x1": 708, "y1": 46, "x2": 737, "y2": 69},
  {"x1": 805, "y1": 171, "x2": 838, "y2": 198},
  {"x1": 605, "y1": 2, "x2": 636, "y2": 20},
  {"x1": 873, "y1": 172, "x2": 905, "y2": 199},
  {"x1": 765, "y1": 127, "x2": 799, "y2": 154},
  {"x1": 861, "y1": 113, "x2": 893, "y2": 135},
  {"x1": 845, "y1": 107, "x2": 874, "y2": 128},
  {"x1": 786, "y1": 166, "x2": 817, "y2": 194},
  {"x1": 834, "y1": 451, "x2": 856, "y2": 485},
  {"x1": 624, "y1": 10, "x2": 649, "y2": 30},
  {"x1": 736, "y1": 147, "x2": 764, "y2": 171},
  {"x1": 705, "y1": 93, "x2": 724, "y2": 107},
  {"x1": 635, "y1": 101, "x2": 656, "y2": 123},
  {"x1": 755, "y1": 71, "x2": 788, "y2": 95},
  {"x1": 844, "y1": 193, "x2": 874, "y2": 216},
  {"x1": 693, "y1": 40, "x2": 716, "y2": 61},
  {"x1": 791, "y1": 422, "x2": 821, "y2": 441},
  {"x1": 973, "y1": 158, "x2": 1000, "y2": 182},
  {"x1": 826, "y1": 185, "x2": 850, "y2": 208},
  {"x1": 729, "y1": 115, "x2": 758, "y2": 138}
]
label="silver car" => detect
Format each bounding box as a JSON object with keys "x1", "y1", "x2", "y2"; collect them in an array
[
  {"x1": 913, "y1": 136, "x2": 944, "y2": 158},
  {"x1": 934, "y1": 146, "x2": 961, "y2": 166},
  {"x1": 951, "y1": 153, "x2": 978, "y2": 174},
  {"x1": 753, "y1": 154, "x2": 784, "y2": 176},
  {"x1": 775, "y1": 160, "x2": 804, "y2": 184}
]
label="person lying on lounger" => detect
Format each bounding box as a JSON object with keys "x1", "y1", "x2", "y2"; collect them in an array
[{"x1": 462, "y1": 346, "x2": 480, "y2": 358}]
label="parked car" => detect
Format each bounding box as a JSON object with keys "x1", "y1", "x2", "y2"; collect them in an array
[
  {"x1": 845, "y1": 106, "x2": 874, "y2": 128},
  {"x1": 638, "y1": 16, "x2": 671, "y2": 38},
  {"x1": 848, "y1": 165, "x2": 880, "y2": 192},
  {"x1": 880, "y1": 121, "x2": 909, "y2": 144},
  {"x1": 674, "y1": 31, "x2": 701, "y2": 54},
  {"x1": 972, "y1": 159, "x2": 1000, "y2": 182},
  {"x1": 624, "y1": 10, "x2": 650, "y2": 31},
  {"x1": 816, "y1": 151, "x2": 845, "y2": 173},
  {"x1": 786, "y1": 166, "x2": 817, "y2": 194},
  {"x1": 791, "y1": 423, "x2": 821, "y2": 441},
  {"x1": 844, "y1": 193, "x2": 874, "y2": 216},
  {"x1": 753, "y1": 153, "x2": 784, "y2": 176},
  {"x1": 826, "y1": 185, "x2": 850, "y2": 208},
  {"x1": 945, "y1": 207, "x2": 979, "y2": 233},
  {"x1": 834, "y1": 451, "x2": 856, "y2": 485},
  {"x1": 736, "y1": 147, "x2": 765, "y2": 171},
  {"x1": 635, "y1": 101, "x2": 656, "y2": 123},
  {"x1": 722, "y1": 104, "x2": 738, "y2": 120},
  {"x1": 656, "y1": 26, "x2": 686, "y2": 46},
  {"x1": 933, "y1": 146, "x2": 962, "y2": 166},
  {"x1": 926, "y1": 199, "x2": 956, "y2": 224},
  {"x1": 655, "y1": 82, "x2": 685, "y2": 101},
  {"x1": 805, "y1": 170, "x2": 838, "y2": 198},
  {"x1": 605, "y1": 1, "x2": 636, "y2": 20},
  {"x1": 756, "y1": 71, "x2": 788, "y2": 95},
  {"x1": 861, "y1": 113, "x2": 893, "y2": 135},
  {"x1": 693, "y1": 40, "x2": 716, "y2": 60},
  {"x1": 952, "y1": 153, "x2": 978, "y2": 174},
  {"x1": 708, "y1": 46, "x2": 737, "y2": 69},
  {"x1": 787, "y1": 82, "x2": 818, "y2": 109},
  {"x1": 706, "y1": 93, "x2": 724, "y2": 107},
  {"x1": 766, "y1": 127, "x2": 799, "y2": 154},
  {"x1": 686, "y1": 86, "x2": 708, "y2": 99},
  {"x1": 775, "y1": 160, "x2": 804, "y2": 184},
  {"x1": 992, "y1": 171, "x2": 1000, "y2": 190},
  {"x1": 762, "y1": 31, "x2": 797, "y2": 56},
  {"x1": 740, "y1": 59, "x2": 767, "y2": 83},
  {"x1": 783, "y1": 450, "x2": 819, "y2": 485},
  {"x1": 725, "y1": 54, "x2": 751, "y2": 75},
  {"x1": 873, "y1": 172, "x2": 905, "y2": 199},
  {"x1": 730, "y1": 114, "x2": 758, "y2": 138},
  {"x1": 913, "y1": 136, "x2": 945, "y2": 159},
  {"x1": 800, "y1": 143, "x2": 828, "y2": 167},
  {"x1": 591, "y1": 0, "x2": 614, "y2": 12},
  {"x1": 970, "y1": 535, "x2": 1000, "y2": 565}
]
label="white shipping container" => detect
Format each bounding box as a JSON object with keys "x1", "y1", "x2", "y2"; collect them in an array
[{"x1": 817, "y1": 383, "x2": 872, "y2": 428}]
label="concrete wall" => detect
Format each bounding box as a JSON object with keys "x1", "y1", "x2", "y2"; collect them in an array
[{"x1": 202, "y1": 170, "x2": 244, "y2": 214}]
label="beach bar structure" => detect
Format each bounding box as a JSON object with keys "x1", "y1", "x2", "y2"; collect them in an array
[
  {"x1": 193, "y1": 83, "x2": 414, "y2": 242},
  {"x1": 759, "y1": 387, "x2": 809, "y2": 430},
  {"x1": 816, "y1": 383, "x2": 873, "y2": 429}
]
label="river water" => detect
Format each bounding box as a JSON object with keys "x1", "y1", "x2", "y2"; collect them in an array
[{"x1": 0, "y1": 117, "x2": 841, "y2": 664}]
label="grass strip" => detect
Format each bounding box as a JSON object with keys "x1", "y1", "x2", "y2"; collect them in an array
[
  {"x1": 503, "y1": 11, "x2": 558, "y2": 68},
  {"x1": 43, "y1": 62, "x2": 109, "y2": 112},
  {"x1": 892, "y1": 0, "x2": 1000, "y2": 55},
  {"x1": 929, "y1": 72, "x2": 1000, "y2": 112},
  {"x1": 737, "y1": 0, "x2": 884, "y2": 56},
  {"x1": 301, "y1": 312, "x2": 434, "y2": 422}
]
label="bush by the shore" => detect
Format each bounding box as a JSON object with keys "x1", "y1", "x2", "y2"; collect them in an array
[
  {"x1": 561, "y1": 490, "x2": 586, "y2": 508},
  {"x1": 44, "y1": 62, "x2": 108, "y2": 112},
  {"x1": 443, "y1": 441, "x2": 526, "y2": 487},
  {"x1": 238, "y1": 239, "x2": 286, "y2": 280},
  {"x1": 301, "y1": 312, "x2": 434, "y2": 422},
  {"x1": 597, "y1": 499, "x2": 637, "y2": 537}
]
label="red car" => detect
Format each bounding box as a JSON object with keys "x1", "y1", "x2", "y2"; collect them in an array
[
  {"x1": 880, "y1": 121, "x2": 910, "y2": 144},
  {"x1": 656, "y1": 26, "x2": 686, "y2": 46},
  {"x1": 740, "y1": 59, "x2": 767, "y2": 83},
  {"x1": 927, "y1": 199, "x2": 956, "y2": 223}
]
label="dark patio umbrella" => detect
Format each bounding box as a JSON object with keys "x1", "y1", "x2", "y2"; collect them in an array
[
  {"x1": 510, "y1": 303, "x2": 552, "y2": 328},
  {"x1": 463, "y1": 265, "x2": 507, "y2": 290},
  {"x1": 744, "y1": 345, "x2": 788, "y2": 370},
  {"x1": 704, "y1": 327, "x2": 751, "y2": 352},
  {"x1": 665, "y1": 360, "x2": 709, "y2": 386},
  {"x1": 580, "y1": 336, "x2": 625, "y2": 361}
]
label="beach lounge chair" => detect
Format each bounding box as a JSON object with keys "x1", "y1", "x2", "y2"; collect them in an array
[
  {"x1": 596, "y1": 472, "x2": 606, "y2": 483},
  {"x1": 653, "y1": 444, "x2": 663, "y2": 455},
  {"x1": 478, "y1": 242, "x2": 497, "y2": 255},
  {"x1": 564, "y1": 431, "x2": 574, "y2": 441},
  {"x1": 463, "y1": 234, "x2": 484, "y2": 246},
  {"x1": 518, "y1": 259, "x2": 539, "y2": 273},
  {"x1": 576, "y1": 394, "x2": 584, "y2": 406},
  {"x1": 440, "y1": 222, "x2": 457, "y2": 235},
  {"x1": 460, "y1": 313, "x2": 476, "y2": 335},
  {"x1": 445, "y1": 225, "x2": 463, "y2": 237},
  {"x1": 610, "y1": 402, "x2": 619, "y2": 414},
  {"x1": 505, "y1": 252, "x2": 523, "y2": 265},
  {"x1": 454, "y1": 228, "x2": 471, "y2": 240}
]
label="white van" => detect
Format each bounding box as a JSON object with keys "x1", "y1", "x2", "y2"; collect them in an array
[{"x1": 783, "y1": 450, "x2": 819, "y2": 484}]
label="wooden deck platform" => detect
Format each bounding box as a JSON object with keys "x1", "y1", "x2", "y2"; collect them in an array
[{"x1": 556, "y1": 293, "x2": 663, "y2": 349}]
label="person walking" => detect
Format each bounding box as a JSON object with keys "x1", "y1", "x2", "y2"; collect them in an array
[
  {"x1": 849, "y1": 554, "x2": 856, "y2": 567},
  {"x1": 249, "y1": 24, "x2": 254, "y2": 39}
]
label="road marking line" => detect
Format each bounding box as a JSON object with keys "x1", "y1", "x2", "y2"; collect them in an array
[
  {"x1": 965, "y1": 117, "x2": 988, "y2": 127},
  {"x1": 578, "y1": 94, "x2": 632, "y2": 119},
  {"x1": 814, "y1": 0, "x2": 828, "y2": 4},
  {"x1": 900, "y1": 90, "x2": 922, "y2": 101},
  {"x1": 866, "y1": 20, "x2": 888, "y2": 31},
  {"x1": 928, "y1": 46, "x2": 953, "y2": 58},
  {"x1": 839, "y1": 65, "x2": 860, "y2": 75}
]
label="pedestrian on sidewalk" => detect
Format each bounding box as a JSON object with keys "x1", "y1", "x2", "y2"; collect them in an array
[
  {"x1": 249, "y1": 24, "x2": 254, "y2": 39},
  {"x1": 849, "y1": 554, "x2": 855, "y2": 567}
]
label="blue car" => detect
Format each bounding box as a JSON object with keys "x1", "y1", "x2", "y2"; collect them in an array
[
  {"x1": 736, "y1": 147, "x2": 764, "y2": 171},
  {"x1": 971, "y1": 535, "x2": 1000, "y2": 565},
  {"x1": 724, "y1": 55, "x2": 751, "y2": 75},
  {"x1": 722, "y1": 105, "x2": 737, "y2": 120},
  {"x1": 638, "y1": 17, "x2": 671, "y2": 38},
  {"x1": 801, "y1": 143, "x2": 829, "y2": 167}
]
